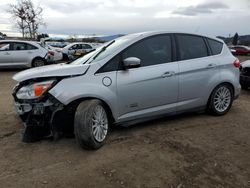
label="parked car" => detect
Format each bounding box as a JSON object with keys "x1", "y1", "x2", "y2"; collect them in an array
[
  {"x1": 60, "y1": 42, "x2": 94, "y2": 60},
  {"x1": 39, "y1": 43, "x2": 63, "y2": 62},
  {"x1": 0, "y1": 40, "x2": 51, "y2": 68},
  {"x1": 240, "y1": 60, "x2": 250, "y2": 89},
  {"x1": 230, "y1": 45, "x2": 250, "y2": 56},
  {"x1": 12, "y1": 31, "x2": 241, "y2": 150}
]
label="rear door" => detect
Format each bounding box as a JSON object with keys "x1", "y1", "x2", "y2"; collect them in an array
[
  {"x1": 176, "y1": 34, "x2": 219, "y2": 110},
  {"x1": 0, "y1": 42, "x2": 13, "y2": 67},
  {"x1": 116, "y1": 34, "x2": 179, "y2": 121}
]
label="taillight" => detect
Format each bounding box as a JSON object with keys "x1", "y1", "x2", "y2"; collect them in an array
[
  {"x1": 233, "y1": 59, "x2": 240, "y2": 68},
  {"x1": 48, "y1": 51, "x2": 55, "y2": 56}
]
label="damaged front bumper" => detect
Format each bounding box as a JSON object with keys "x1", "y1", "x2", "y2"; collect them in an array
[{"x1": 13, "y1": 91, "x2": 66, "y2": 142}]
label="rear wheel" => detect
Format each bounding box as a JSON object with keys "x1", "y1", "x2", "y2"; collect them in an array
[
  {"x1": 74, "y1": 100, "x2": 109, "y2": 150},
  {"x1": 208, "y1": 84, "x2": 233, "y2": 116},
  {"x1": 32, "y1": 58, "x2": 45, "y2": 67}
]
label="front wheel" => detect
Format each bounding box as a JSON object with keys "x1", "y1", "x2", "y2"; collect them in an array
[
  {"x1": 208, "y1": 84, "x2": 233, "y2": 116},
  {"x1": 74, "y1": 100, "x2": 109, "y2": 150}
]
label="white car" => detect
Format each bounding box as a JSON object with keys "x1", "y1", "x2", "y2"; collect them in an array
[
  {"x1": 61, "y1": 42, "x2": 94, "y2": 59},
  {"x1": 40, "y1": 43, "x2": 63, "y2": 62},
  {"x1": 0, "y1": 40, "x2": 51, "y2": 68}
]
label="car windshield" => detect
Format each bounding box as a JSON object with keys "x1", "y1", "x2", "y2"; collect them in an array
[{"x1": 70, "y1": 34, "x2": 136, "y2": 65}]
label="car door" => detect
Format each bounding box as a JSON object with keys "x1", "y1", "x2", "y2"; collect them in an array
[
  {"x1": 0, "y1": 42, "x2": 13, "y2": 67},
  {"x1": 116, "y1": 34, "x2": 179, "y2": 121},
  {"x1": 11, "y1": 42, "x2": 32, "y2": 66},
  {"x1": 176, "y1": 34, "x2": 219, "y2": 111}
]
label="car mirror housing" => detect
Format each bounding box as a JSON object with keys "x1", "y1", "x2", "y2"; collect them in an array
[{"x1": 123, "y1": 57, "x2": 141, "y2": 69}]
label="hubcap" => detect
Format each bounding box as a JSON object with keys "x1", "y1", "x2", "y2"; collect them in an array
[
  {"x1": 92, "y1": 105, "x2": 108, "y2": 142},
  {"x1": 214, "y1": 86, "x2": 231, "y2": 112}
]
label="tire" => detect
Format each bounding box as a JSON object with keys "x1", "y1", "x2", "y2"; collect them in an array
[
  {"x1": 208, "y1": 84, "x2": 233, "y2": 116},
  {"x1": 32, "y1": 58, "x2": 45, "y2": 67},
  {"x1": 74, "y1": 100, "x2": 109, "y2": 150}
]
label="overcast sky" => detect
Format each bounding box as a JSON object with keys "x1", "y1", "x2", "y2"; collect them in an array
[{"x1": 0, "y1": 0, "x2": 249, "y2": 37}]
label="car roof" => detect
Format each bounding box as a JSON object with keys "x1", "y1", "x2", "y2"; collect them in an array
[{"x1": 125, "y1": 31, "x2": 224, "y2": 43}]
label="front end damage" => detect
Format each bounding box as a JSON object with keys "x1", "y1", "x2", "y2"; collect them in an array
[{"x1": 12, "y1": 80, "x2": 74, "y2": 142}]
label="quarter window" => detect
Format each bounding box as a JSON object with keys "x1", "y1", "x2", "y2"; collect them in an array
[
  {"x1": 176, "y1": 35, "x2": 208, "y2": 60},
  {"x1": 122, "y1": 35, "x2": 172, "y2": 67},
  {"x1": 207, "y1": 38, "x2": 223, "y2": 55}
]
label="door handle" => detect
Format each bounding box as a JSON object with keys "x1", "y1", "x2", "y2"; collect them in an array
[
  {"x1": 4, "y1": 52, "x2": 10, "y2": 55},
  {"x1": 27, "y1": 51, "x2": 33, "y2": 54},
  {"x1": 162, "y1": 71, "x2": 175, "y2": 78},
  {"x1": 206, "y1": 64, "x2": 217, "y2": 69}
]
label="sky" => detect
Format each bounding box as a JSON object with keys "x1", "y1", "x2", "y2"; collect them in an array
[{"x1": 0, "y1": 0, "x2": 250, "y2": 38}]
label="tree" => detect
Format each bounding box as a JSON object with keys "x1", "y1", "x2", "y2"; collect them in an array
[
  {"x1": 232, "y1": 33, "x2": 239, "y2": 45},
  {"x1": 8, "y1": 0, "x2": 45, "y2": 39}
]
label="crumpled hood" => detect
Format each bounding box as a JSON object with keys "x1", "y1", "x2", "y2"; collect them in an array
[
  {"x1": 13, "y1": 63, "x2": 90, "y2": 82},
  {"x1": 241, "y1": 60, "x2": 250, "y2": 68}
]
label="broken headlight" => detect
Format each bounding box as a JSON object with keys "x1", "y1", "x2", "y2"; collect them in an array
[{"x1": 16, "y1": 80, "x2": 56, "y2": 100}]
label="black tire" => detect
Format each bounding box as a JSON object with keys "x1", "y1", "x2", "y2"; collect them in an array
[
  {"x1": 32, "y1": 58, "x2": 45, "y2": 67},
  {"x1": 208, "y1": 84, "x2": 233, "y2": 116},
  {"x1": 74, "y1": 100, "x2": 110, "y2": 150}
]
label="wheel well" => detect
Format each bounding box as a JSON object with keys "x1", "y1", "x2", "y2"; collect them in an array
[
  {"x1": 66, "y1": 97, "x2": 115, "y2": 123},
  {"x1": 32, "y1": 57, "x2": 45, "y2": 66},
  {"x1": 207, "y1": 82, "x2": 235, "y2": 107}
]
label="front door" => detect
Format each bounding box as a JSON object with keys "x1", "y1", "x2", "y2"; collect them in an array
[{"x1": 116, "y1": 34, "x2": 179, "y2": 121}]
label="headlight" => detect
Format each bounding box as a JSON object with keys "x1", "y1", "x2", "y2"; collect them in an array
[{"x1": 16, "y1": 80, "x2": 55, "y2": 99}]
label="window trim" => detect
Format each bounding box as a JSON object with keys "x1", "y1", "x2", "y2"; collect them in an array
[{"x1": 96, "y1": 33, "x2": 176, "y2": 74}]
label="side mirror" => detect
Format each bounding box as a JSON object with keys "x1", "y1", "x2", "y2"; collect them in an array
[{"x1": 123, "y1": 57, "x2": 141, "y2": 69}]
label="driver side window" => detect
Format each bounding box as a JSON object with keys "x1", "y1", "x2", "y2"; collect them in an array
[{"x1": 122, "y1": 35, "x2": 172, "y2": 67}]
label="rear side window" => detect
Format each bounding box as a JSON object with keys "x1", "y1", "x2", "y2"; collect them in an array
[
  {"x1": 13, "y1": 43, "x2": 26, "y2": 50},
  {"x1": 26, "y1": 44, "x2": 38, "y2": 50},
  {"x1": 207, "y1": 38, "x2": 223, "y2": 55},
  {"x1": 176, "y1": 35, "x2": 208, "y2": 61},
  {"x1": 82, "y1": 44, "x2": 92, "y2": 49},
  {"x1": 122, "y1": 35, "x2": 172, "y2": 67}
]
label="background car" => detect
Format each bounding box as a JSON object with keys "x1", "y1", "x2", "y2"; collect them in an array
[
  {"x1": 240, "y1": 60, "x2": 250, "y2": 89},
  {"x1": 39, "y1": 42, "x2": 63, "y2": 62},
  {"x1": 0, "y1": 40, "x2": 51, "y2": 68},
  {"x1": 230, "y1": 45, "x2": 250, "y2": 56},
  {"x1": 60, "y1": 42, "x2": 94, "y2": 60}
]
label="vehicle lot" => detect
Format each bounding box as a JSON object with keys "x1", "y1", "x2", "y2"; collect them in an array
[{"x1": 0, "y1": 56, "x2": 250, "y2": 187}]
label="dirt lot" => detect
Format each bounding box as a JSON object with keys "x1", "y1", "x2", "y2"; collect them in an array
[{"x1": 0, "y1": 57, "x2": 250, "y2": 188}]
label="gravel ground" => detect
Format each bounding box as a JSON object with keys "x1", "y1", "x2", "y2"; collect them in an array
[{"x1": 0, "y1": 56, "x2": 250, "y2": 188}]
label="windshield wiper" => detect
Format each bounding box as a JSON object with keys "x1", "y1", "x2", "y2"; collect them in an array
[{"x1": 92, "y1": 40, "x2": 115, "y2": 60}]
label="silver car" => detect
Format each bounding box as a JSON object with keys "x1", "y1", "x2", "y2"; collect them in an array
[
  {"x1": 12, "y1": 31, "x2": 241, "y2": 150},
  {"x1": 0, "y1": 40, "x2": 49, "y2": 68}
]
